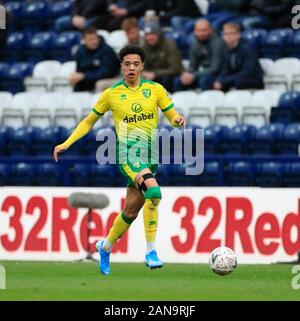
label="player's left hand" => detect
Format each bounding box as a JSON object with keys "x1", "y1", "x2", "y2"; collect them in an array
[{"x1": 174, "y1": 115, "x2": 186, "y2": 127}]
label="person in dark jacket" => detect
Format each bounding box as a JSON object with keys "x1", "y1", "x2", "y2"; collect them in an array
[
  {"x1": 174, "y1": 19, "x2": 224, "y2": 92},
  {"x1": 55, "y1": 0, "x2": 109, "y2": 32},
  {"x1": 70, "y1": 28, "x2": 120, "y2": 92},
  {"x1": 241, "y1": 0, "x2": 294, "y2": 30},
  {"x1": 214, "y1": 23, "x2": 264, "y2": 92}
]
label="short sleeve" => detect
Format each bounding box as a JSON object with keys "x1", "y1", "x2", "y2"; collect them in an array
[
  {"x1": 93, "y1": 89, "x2": 111, "y2": 116},
  {"x1": 157, "y1": 85, "x2": 174, "y2": 113}
]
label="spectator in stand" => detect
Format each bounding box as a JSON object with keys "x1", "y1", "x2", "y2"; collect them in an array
[
  {"x1": 122, "y1": 17, "x2": 143, "y2": 46},
  {"x1": 55, "y1": 0, "x2": 109, "y2": 32},
  {"x1": 241, "y1": 0, "x2": 295, "y2": 30},
  {"x1": 173, "y1": 19, "x2": 224, "y2": 92},
  {"x1": 142, "y1": 19, "x2": 183, "y2": 92},
  {"x1": 70, "y1": 28, "x2": 120, "y2": 92},
  {"x1": 214, "y1": 22, "x2": 264, "y2": 92},
  {"x1": 106, "y1": 0, "x2": 147, "y2": 31}
]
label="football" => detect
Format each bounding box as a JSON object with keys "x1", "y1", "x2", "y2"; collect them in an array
[{"x1": 209, "y1": 247, "x2": 237, "y2": 276}]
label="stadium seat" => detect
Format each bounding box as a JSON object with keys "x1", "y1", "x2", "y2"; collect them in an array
[
  {"x1": 54, "y1": 108, "x2": 77, "y2": 128},
  {"x1": 204, "y1": 125, "x2": 228, "y2": 155},
  {"x1": 6, "y1": 126, "x2": 34, "y2": 156},
  {"x1": 270, "y1": 91, "x2": 300, "y2": 124},
  {"x1": 89, "y1": 164, "x2": 117, "y2": 187},
  {"x1": 187, "y1": 107, "x2": 212, "y2": 128},
  {"x1": 155, "y1": 164, "x2": 171, "y2": 186},
  {"x1": 68, "y1": 164, "x2": 90, "y2": 187},
  {"x1": 215, "y1": 107, "x2": 239, "y2": 127},
  {"x1": 171, "y1": 91, "x2": 198, "y2": 116},
  {"x1": 250, "y1": 123, "x2": 285, "y2": 155},
  {"x1": 260, "y1": 28, "x2": 294, "y2": 60},
  {"x1": 62, "y1": 92, "x2": 92, "y2": 118},
  {"x1": 1, "y1": 108, "x2": 26, "y2": 129},
  {"x1": 277, "y1": 123, "x2": 300, "y2": 155},
  {"x1": 259, "y1": 58, "x2": 274, "y2": 77},
  {"x1": 106, "y1": 30, "x2": 127, "y2": 53},
  {"x1": 9, "y1": 163, "x2": 35, "y2": 186},
  {"x1": 283, "y1": 163, "x2": 300, "y2": 187},
  {"x1": 0, "y1": 63, "x2": 10, "y2": 86},
  {"x1": 19, "y1": 1, "x2": 50, "y2": 32},
  {"x1": 52, "y1": 61, "x2": 76, "y2": 92},
  {"x1": 36, "y1": 92, "x2": 65, "y2": 118},
  {"x1": 5, "y1": 32, "x2": 29, "y2": 62},
  {"x1": 0, "y1": 164, "x2": 9, "y2": 186},
  {"x1": 31, "y1": 126, "x2": 65, "y2": 156},
  {"x1": 223, "y1": 124, "x2": 256, "y2": 155},
  {"x1": 50, "y1": 1, "x2": 73, "y2": 20},
  {"x1": 255, "y1": 162, "x2": 285, "y2": 187},
  {"x1": 25, "y1": 60, "x2": 62, "y2": 92},
  {"x1": 28, "y1": 109, "x2": 52, "y2": 129},
  {"x1": 25, "y1": 32, "x2": 56, "y2": 63},
  {"x1": 196, "y1": 90, "x2": 225, "y2": 110},
  {"x1": 11, "y1": 92, "x2": 40, "y2": 121},
  {"x1": 198, "y1": 162, "x2": 223, "y2": 186},
  {"x1": 2, "y1": 63, "x2": 34, "y2": 93},
  {"x1": 242, "y1": 107, "x2": 267, "y2": 127},
  {"x1": 97, "y1": 29, "x2": 110, "y2": 42},
  {"x1": 250, "y1": 89, "x2": 281, "y2": 119},
  {"x1": 242, "y1": 29, "x2": 267, "y2": 51},
  {"x1": 35, "y1": 163, "x2": 63, "y2": 186},
  {"x1": 285, "y1": 30, "x2": 300, "y2": 58},
  {"x1": 226, "y1": 162, "x2": 255, "y2": 187},
  {"x1": 169, "y1": 164, "x2": 198, "y2": 186},
  {"x1": 264, "y1": 58, "x2": 300, "y2": 92},
  {"x1": 0, "y1": 92, "x2": 13, "y2": 116},
  {"x1": 50, "y1": 31, "x2": 81, "y2": 62},
  {"x1": 0, "y1": 127, "x2": 15, "y2": 156}
]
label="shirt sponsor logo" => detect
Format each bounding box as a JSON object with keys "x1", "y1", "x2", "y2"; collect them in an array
[
  {"x1": 131, "y1": 103, "x2": 143, "y2": 113},
  {"x1": 123, "y1": 113, "x2": 154, "y2": 123}
]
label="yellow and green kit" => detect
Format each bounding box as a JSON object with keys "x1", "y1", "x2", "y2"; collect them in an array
[{"x1": 93, "y1": 78, "x2": 181, "y2": 187}]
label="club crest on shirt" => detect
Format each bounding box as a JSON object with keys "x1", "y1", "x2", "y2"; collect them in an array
[{"x1": 142, "y1": 89, "x2": 151, "y2": 98}]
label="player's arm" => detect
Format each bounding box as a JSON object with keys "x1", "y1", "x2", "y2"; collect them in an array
[
  {"x1": 163, "y1": 107, "x2": 186, "y2": 127},
  {"x1": 158, "y1": 86, "x2": 186, "y2": 127},
  {"x1": 53, "y1": 112, "x2": 101, "y2": 162}
]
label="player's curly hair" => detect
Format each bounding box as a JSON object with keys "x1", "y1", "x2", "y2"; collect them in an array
[{"x1": 119, "y1": 45, "x2": 146, "y2": 63}]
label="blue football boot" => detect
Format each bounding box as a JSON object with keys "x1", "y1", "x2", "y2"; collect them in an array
[
  {"x1": 145, "y1": 250, "x2": 163, "y2": 269},
  {"x1": 95, "y1": 240, "x2": 111, "y2": 275}
]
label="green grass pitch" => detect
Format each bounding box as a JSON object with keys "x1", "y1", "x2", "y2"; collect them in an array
[{"x1": 0, "y1": 261, "x2": 299, "y2": 300}]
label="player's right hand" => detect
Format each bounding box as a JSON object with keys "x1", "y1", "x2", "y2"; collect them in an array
[{"x1": 53, "y1": 144, "x2": 68, "y2": 162}]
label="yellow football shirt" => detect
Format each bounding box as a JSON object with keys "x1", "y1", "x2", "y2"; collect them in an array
[{"x1": 93, "y1": 78, "x2": 175, "y2": 143}]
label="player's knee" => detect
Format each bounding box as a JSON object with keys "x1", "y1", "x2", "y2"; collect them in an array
[
  {"x1": 144, "y1": 186, "x2": 162, "y2": 204},
  {"x1": 122, "y1": 209, "x2": 138, "y2": 221}
]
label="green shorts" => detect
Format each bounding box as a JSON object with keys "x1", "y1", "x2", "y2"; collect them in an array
[{"x1": 116, "y1": 140, "x2": 158, "y2": 187}]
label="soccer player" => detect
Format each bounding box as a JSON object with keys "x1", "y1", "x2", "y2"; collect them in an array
[{"x1": 53, "y1": 45, "x2": 186, "y2": 275}]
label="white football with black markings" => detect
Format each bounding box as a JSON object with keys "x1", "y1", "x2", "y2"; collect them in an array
[{"x1": 209, "y1": 247, "x2": 237, "y2": 276}]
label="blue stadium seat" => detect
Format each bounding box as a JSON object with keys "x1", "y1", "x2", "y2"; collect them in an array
[
  {"x1": 5, "y1": 2, "x2": 24, "y2": 24},
  {"x1": 223, "y1": 125, "x2": 256, "y2": 155},
  {"x1": 89, "y1": 164, "x2": 117, "y2": 187},
  {"x1": 285, "y1": 30, "x2": 300, "y2": 58},
  {"x1": 1, "y1": 62, "x2": 34, "y2": 93},
  {"x1": 19, "y1": 1, "x2": 50, "y2": 32},
  {"x1": 260, "y1": 29, "x2": 294, "y2": 60},
  {"x1": 226, "y1": 162, "x2": 254, "y2": 187},
  {"x1": 155, "y1": 164, "x2": 171, "y2": 186},
  {"x1": 5, "y1": 32, "x2": 30, "y2": 63},
  {"x1": 9, "y1": 163, "x2": 35, "y2": 186},
  {"x1": 0, "y1": 164, "x2": 9, "y2": 186},
  {"x1": 6, "y1": 126, "x2": 34, "y2": 156},
  {"x1": 283, "y1": 163, "x2": 300, "y2": 187},
  {"x1": 50, "y1": 1, "x2": 73, "y2": 19},
  {"x1": 242, "y1": 29, "x2": 268, "y2": 51},
  {"x1": 25, "y1": 32, "x2": 56, "y2": 63},
  {"x1": 69, "y1": 164, "x2": 90, "y2": 187},
  {"x1": 31, "y1": 126, "x2": 67, "y2": 156},
  {"x1": 35, "y1": 163, "x2": 63, "y2": 186},
  {"x1": 277, "y1": 123, "x2": 300, "y2": 155},
  {"x1": 270, "y1": 91, "x2": 300, "y2": 124},
  {"x1": 199, "y1": 161, "x2": 223, "y2": 186},
  {"x1": 170, "y1": 163, "x2": 198, "y2": 186},
  {"x1": 0, "y1": 63, "x2": 10, "y2": 90},
  {"x1": 250, "y1": 123, "x2": 285, "y2": 155},
  {"x1": 255, "y1": 162, "x2": 285, "y2": 187},
  {"x1": 50, "y1": 31, "x2": 82, "y2": 62},
  {"x1": 0, "y1": 127, "x2": 14, "y2": 156},
  {"x1": 204, "y1": 125, "x2": 229, "y2": 155}
]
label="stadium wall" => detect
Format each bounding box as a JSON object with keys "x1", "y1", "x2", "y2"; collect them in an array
[{"x1": 0, "y1": 187, "x2": 299, "y2": 264}]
